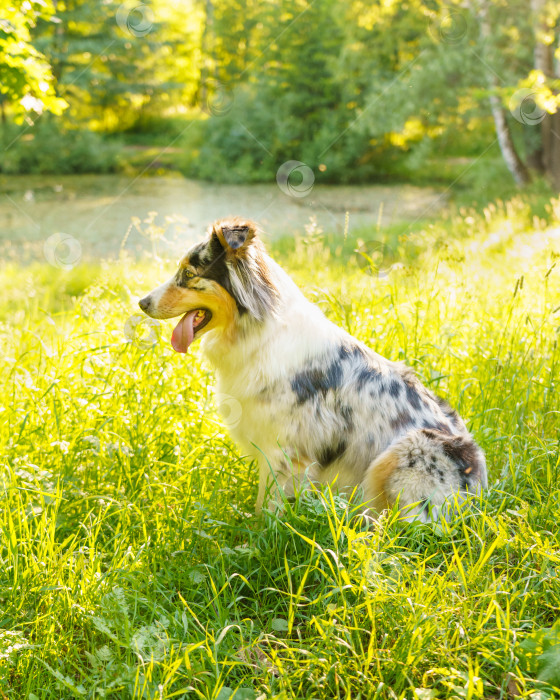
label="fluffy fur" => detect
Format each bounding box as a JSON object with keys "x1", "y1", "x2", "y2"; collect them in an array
[{"x1": 139, "y1": 217, "x2": 487, "y2": 521}]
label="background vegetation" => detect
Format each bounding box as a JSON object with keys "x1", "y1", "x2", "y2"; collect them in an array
[{"x1": 1, "y1": 0, "x2": 560, "y2": 189}]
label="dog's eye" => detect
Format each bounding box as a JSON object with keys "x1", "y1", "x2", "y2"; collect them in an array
[{"x1": 176, "y1": 268, "x2": 195, "y2": 287}]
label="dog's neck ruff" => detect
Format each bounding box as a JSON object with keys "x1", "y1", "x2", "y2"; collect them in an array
[{"x1": 201, "y1": 255, "x2": 345, "y2": 396}]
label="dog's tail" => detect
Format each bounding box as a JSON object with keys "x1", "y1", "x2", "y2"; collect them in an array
[{"x1": 361, "y1": 428, "x2": 487, "y2": 522}]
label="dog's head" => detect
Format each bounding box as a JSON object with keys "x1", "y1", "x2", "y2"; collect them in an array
[{"x1": 138, "y1": 217, "x2": 278, "y2": 353}]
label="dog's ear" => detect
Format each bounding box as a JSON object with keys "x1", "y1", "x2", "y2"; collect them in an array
[{"x1": 211, "y1": 219, "x2": 257, "y2": 257}]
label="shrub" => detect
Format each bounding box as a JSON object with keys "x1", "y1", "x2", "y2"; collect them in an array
[{"x1": 0, "y1": 120, "x2": 122, "y2": 175}]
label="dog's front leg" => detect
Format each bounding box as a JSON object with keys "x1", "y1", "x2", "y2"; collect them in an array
[
  {"x1": 255, "y1": 451, "x2": 310, "y2": 514},
  {"x1": 255, "y1": 454, "x2": 286, "y2": 514}
]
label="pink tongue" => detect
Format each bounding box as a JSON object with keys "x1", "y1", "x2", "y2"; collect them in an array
[{"x1": 171, "y1": 311, "x2": 197, "y2": 353}]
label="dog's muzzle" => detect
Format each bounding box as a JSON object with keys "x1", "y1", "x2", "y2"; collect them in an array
[{"x1": 138, "y1": 296, "x2": 151, "y2": 313}]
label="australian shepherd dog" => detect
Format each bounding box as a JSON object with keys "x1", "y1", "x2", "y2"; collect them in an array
[{"x1": 139, "y1": 217, "x2": 487, "y2": 521}]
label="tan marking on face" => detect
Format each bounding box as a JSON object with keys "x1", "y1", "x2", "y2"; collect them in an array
[
  {"x1": 156, "y1": 278, "x2": 238, "y2": 342},
  {"x1": 201, "y1": 279, "x2": 238, "y2": 342},
  {"x1": 155, "y1": 284, "x2": 194, "y2": 318}
]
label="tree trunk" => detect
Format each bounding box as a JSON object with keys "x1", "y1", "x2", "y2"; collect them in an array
[
  {"x1": 548, "y1": 112, "x2": 560, "y2": 190},
  {"x1": 0, "y1": 98, "x2": 5, "y2": 150},
  {"x1": 479, "y1": 2, "x2": 531, "y2": 185},
  {"x1": 531, "y1": 0, "x2": 560, "y2": 190},
  {"x1": 488, "y1": 91, "x2": 532, "y2": 185},
  {"x1": 530, "y1": 0, "x2": 553, "y2": 174}
]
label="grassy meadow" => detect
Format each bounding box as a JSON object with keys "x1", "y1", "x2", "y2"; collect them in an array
[{"x1": 1, "y1": 196, "x2": 560, "y2": 699}]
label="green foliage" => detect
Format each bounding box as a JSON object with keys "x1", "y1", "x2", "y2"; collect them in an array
[
  {"x1": 183, "y1": 0, "x2": 411, "y2": 183},
  {"x1": 31, "y1": 0, "x2": 200, "y2": 130},
  {"x1": 1, "y1": 195, "x2": 560, "y2": 696},
  {"x1": 180, "y1": 87, "x2": 409, "y2": 184},
  {"x1": 0, "y1": 0, "x2": 66, "y2": 117},
  {"x1": 2, "y1": 0, "x2": 556, "y2": 184},
  {"x1": 172, "y1": 0, "x2": 553, "y2": 185},
  {"x1": 518, "y1": 621, "x2": 560, "y2": 687},
  {"x1": 0, "y1": 121, "x2": 122, "y2": 175}
]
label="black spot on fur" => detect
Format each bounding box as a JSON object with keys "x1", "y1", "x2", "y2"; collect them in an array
[
  {"x1": 441, "y1": 437, "x2": 477, "y2": 469},
  {"x1": 388, "y1": 379, "x2": 402, "y2": 398},
  {"x1": 291, "y1": 362, "x2": 343, "y2": 404},
  {"x1": 340, "y1": 404, "x2": 354, "y2": 429},
  {"x1": 435, "y1": 395, "x2": 463, "y2": 430},
  {"x1": 404, "y1": 381, "x2": 423, "y2": 410},
  {"x1": 421, "y1": 429, "x2": 482, "y2": 489},
  {"x1": 422, "y1": 419, "x2": 452, "y2": 434},
  {"x1": 337, "y1": 343, "x2": 382, "y2": 392},
  {"x1": 337, "y1": 343, "x2": 367, "y2": 362},
  {"x1": 318, "y1": 439, "x2": 347, "y2": 468},
  {"x1": 356, "y1": 365, "x2": 375, "y2": 390},
  {"x1": 391, "y1": 410, "x2": 414, "y2": 432},
  {"x1": 187, "y1": 242, "x2": 206, "y2": 269},
  {"x1": 442, "y1": 438, "x2": 481, "y2": 490},
  {"x1": 258, "y1": 384, "x2": 274, "y2": 398}
]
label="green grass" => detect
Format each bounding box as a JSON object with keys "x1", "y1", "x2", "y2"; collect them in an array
[{"x1": 1, "y1": 194, "x2": 560, "y2": 699}]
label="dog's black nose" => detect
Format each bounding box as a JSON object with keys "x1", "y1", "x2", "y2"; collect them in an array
[{"x1": 138, "y1": 296, "x2": 151, "y2": 312}]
